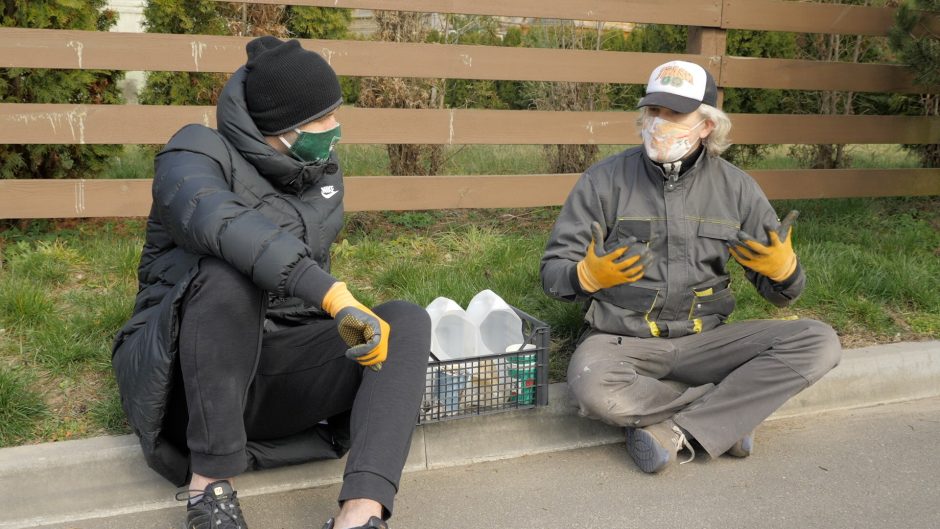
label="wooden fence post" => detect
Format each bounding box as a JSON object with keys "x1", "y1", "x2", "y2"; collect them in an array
[{"x1": 687, "y1": 26, "x2": 727, "y2": 108}]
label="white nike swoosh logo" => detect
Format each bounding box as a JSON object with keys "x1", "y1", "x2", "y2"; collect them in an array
[{"x1": 322, "y1": 189, "x2": 338, "y2": 199}]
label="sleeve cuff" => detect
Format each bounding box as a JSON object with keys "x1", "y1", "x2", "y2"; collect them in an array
[
  {"x1": 286, "y1": 257, "x2": 337, "y2": 306},
  {"x1": 771, "y1": 260, "x2": 802, "y2": 291},
  {"x1": 570, "y1": 264, "x2": 592, "y2": 297}
]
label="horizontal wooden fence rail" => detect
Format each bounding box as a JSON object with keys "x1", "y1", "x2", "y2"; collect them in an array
[
  {"x1": 0, "y1": 28, "x2": 927, "y2": 94},
  {"x1": 721, "y1": 0, "x2": 940, "y2": 37},
  {"x1": 227, "y1": 0, "x2": 940, "y2": 37},
  {"x1": 2, "y1": 169, "x2": 938, "y2": 219},
  {"x1": 1, "y1": 104, "x2": 937, "y2": 146},
  {"x1": 217, "y1": 0, "x2": 723, "y2": 28},
  {"x1": 3, "y1": 1, "x2": 938, "y2": 220},
  {"x1": 749, "y1": 169, "x2": 940, "y2": 201},
  {"x1": 720, "y1": 57, "x2": 920, "y2": 94},
  {"x1": 0, "y1": 28, "x2": 706, "y2": 85}
]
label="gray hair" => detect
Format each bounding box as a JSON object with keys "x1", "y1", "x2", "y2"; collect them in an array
[
  {"x1": 636, "y1": 104, "x2": 733, "y2": 157},
  {"x1": 697, "y1": 104, "x2": 732, "y2": 157}
]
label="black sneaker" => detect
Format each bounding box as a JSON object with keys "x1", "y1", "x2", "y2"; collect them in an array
[
  {"x1": 176, "y1": 480, "x2": 247, "y2": 529},
  {"x1": 321, "y1": 516, "x2": 387, "y2": 529}
]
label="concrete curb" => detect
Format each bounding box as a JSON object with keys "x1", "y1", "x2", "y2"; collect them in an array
[{"x1": 2, "y1": 340, "x2": 938, "y2": 529}]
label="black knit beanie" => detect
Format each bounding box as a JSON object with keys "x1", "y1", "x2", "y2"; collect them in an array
[{"x1": 244, "y1": 36, "x2": 343, "y2": 136}]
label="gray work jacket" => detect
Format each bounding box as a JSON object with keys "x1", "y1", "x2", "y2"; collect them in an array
[{"x1": 541, "y1": 146, "x2": 804, "y2": 339}]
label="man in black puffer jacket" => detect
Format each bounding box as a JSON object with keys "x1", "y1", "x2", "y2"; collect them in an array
[{"x1": 112, "y1": 36, "x2": 429, "y2": 529}]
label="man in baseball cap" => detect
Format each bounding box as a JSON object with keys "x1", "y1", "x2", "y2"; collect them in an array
[
  {"x1": 541, "y1": 59, "x2": 840, "y2": 474},
  {"x1": 636, "y1": 60, "x2": 720, "y2": 164},
  {"x1": 638, "y1": 59, "x2": 719, "y2": 112}
]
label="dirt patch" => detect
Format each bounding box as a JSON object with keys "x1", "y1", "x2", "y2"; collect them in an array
[
  {"x1": 41, "y1": 369, "x2": 114, "y2": 441},
  {"x1": 838, "y1": 334, "x2": 883, "y2": 350}
]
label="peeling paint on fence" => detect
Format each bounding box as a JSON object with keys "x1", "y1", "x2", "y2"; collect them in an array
[
  {"x1": 455, "y1": 186, "x2": 471, "y2": 208},
  {"x1": 66, "y1": 40, "x2": 84, "y2": 69},
  {"x1": 191, "y1": 41, "x2": 207, "y2": 72},
  {"x1": 4, "y1": 107, "x2": 89, "y2": 144},
  {"x1": 585, "y1": 120, "x2": 612, "y2": 135},
  {"x1": 74, "y1": 179, "x2": 86, "y2": 215},
  {"x1": 448, "y1": 109, "x2": 455, "y2": 144},
  {"x1": 320, "y1": 47, "x2": 336, "y2": 65}
]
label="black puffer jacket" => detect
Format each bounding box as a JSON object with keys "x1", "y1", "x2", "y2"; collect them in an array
[{"x1": 111, "y1": 67, "x2": 348, "y2": 485}]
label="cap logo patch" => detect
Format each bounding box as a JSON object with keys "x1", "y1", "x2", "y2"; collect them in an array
[{"x1": 657, "y1": 66, "x2": 695, "y2": 88}]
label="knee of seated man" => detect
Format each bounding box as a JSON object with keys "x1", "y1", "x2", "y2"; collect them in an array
[
  {"x1": 815, "y1": 320, "x2": 842, "y2": 370},
  {"x1": 374, "y1": 300, "x2": 430, "y2": 327},
  {"x1": 374, "y1": 300, "x2": 431, "y2": 347},
  {"x1": 797, "y1": 319, "x2": 842, "y2": 383},
  {"x1": 567, "y1": 360, "x2": 642, "y2": 420}
]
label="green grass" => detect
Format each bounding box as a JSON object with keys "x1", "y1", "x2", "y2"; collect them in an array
[
  {"x1": 111, "y1": 144, "x2": 635, "y2": 178},
  {"x1": 111, "y1": 143, "x2": 918, "y2": 177},
  {"x1": 745, "y1": 144, "x2": 922, "y2": 170},
  {"x1": 100, "y1": 145, "x2": 156, "y2": 180},
  {"x1": 0, "y1": 278, "x2": 56, "y2": 329},
  {"x1": 340, "y1": 198, "x2": 939, "y2": 379},
  {"x1": 337, "y1": 144, "x2": 634, "y2": 176},
  {"x1": 0, "y1": 220, "x2": 143, "y2": 445},
  {"x1": 0, "y1": 366, "x2": 47, "y2": 446},
  {"x1": 709, "y1": 197, "x2": 940, "y2": 343},
  {"x1": 0, "y1": 144, "x2": 935, "y2": 445}
]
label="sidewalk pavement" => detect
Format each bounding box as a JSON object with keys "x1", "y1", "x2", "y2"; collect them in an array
[
  {"x1": 2, "y1": 340, "x2": 939, "y2": 529},
  {"x1": 39, "y1": 396, "x2": 940, "y2": 529}
]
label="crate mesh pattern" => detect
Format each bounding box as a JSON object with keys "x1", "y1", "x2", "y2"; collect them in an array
[{"x1": 418, "y1": 308, "x2": 549, "y2": 424}]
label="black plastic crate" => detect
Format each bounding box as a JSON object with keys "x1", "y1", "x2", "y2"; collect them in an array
[{"x1": 418, "y1": 307, "x2": 549, "y2": 424}]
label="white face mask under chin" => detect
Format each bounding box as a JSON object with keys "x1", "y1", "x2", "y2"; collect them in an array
[{"x1": 641, "y1": 116, "x2": 706, "y2": 163}]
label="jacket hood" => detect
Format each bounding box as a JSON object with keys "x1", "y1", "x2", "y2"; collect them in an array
[{"x1": 216, "y1": 67, "x2": 338, "y2": 192}]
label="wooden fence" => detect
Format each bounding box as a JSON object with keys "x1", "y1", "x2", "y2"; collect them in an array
[{"x1": 1, "y1": 0, "x2": 938, "y2": 219}]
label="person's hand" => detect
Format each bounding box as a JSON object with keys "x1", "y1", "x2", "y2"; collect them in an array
[
  {"x1": 728, "y1": 210, "x2": 799, "y2": 282},
  {"x1": 321, "y1": 282, "x2": 388, "y2": 371},
  {"x1": 576, "y1": 221, "x2": 652, "y2": 293}
]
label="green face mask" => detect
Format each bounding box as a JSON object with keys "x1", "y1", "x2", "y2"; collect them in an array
[{"x1": 280, "y1": 123, "x2": 341, "y2": 163}]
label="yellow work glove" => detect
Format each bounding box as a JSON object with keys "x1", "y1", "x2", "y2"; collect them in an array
[
  {"x1": 321, "y1": 282, "x2": 388, "y2": 371},
  {"x1": 728, "y1": 210, "x2": 799, "y2": 282},
  {"x1": 576, "y1": 221, "x2": 651, "y2": 293}
]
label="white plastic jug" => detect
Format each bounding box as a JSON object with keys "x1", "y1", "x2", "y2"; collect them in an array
[
  {"x1": 466, "y1": 289, "x2": 523, "y2": 357},
  {"x1": 425, "y1": 297, "x2": 478, "y2": 360}
]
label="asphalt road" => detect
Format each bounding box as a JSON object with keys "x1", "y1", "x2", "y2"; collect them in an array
[{"x1": 42, "y1": 397, "x2": 940, "y2": 529}]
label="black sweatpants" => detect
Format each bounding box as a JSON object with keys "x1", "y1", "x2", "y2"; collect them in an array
[{"x1": 177, "y1": 258, "x2": 430, "y2": 515}]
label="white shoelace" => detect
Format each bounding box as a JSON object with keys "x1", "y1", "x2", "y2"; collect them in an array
[{"x1": 672, "y1": 425, "x2": 696, "y2": 465}]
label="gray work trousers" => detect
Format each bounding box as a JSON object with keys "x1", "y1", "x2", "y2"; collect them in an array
[{"x1": 567, "y1": 319, "x2": 841, "y2": 457}]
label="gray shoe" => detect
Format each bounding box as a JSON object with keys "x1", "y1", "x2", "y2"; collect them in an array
[
  {"x1": 726, "y1": 431, "x2": 754, "y2": 458},
  {"x1": 625, "y1": 419, "x2": 695, "y2": 473}
]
